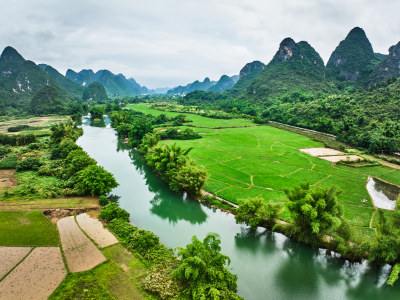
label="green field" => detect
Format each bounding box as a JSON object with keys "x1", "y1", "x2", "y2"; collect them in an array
[
  {"x1": 130, "y1": 104, "x2": 400, "y2": 229},
  {"x1": 0, "y1": 210, "x2": 60, "y2": 246}
]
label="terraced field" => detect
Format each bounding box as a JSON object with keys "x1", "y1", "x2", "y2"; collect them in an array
[{"x1": 130, "y1": 104, "x2": 400, "y2": 230}]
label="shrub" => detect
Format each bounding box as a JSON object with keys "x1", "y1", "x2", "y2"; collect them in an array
[
  {"x1": 99, "y1": 194, "x2": 120, "y2": 206},
  {"x1": 16, "y1": 158, "x2": 43, "y2": 171},
  {"x1": 0, "y1": 156, "x2": 18, "y2": 169},
  {"x1": 74, "y1": 165, "x2": 118, "y2": 196},
  {"x1": 99, "y1": 203, "x2": 130, "y2": 222},
  {"x1": 0, "y1": 146, "x2": 11, "y2": 156}
]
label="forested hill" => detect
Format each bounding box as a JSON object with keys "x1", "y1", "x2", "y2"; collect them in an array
[
  {"x1": 66, "y1": 69, "x2": 149, "y2": 97},
  {"x1": 39, "y1": 64, "x2": 84, "y2": 98},
  {"x1": 167, "y1": 75, "x2": 239, "y2": 95},
  {"x1": 243, "y1": 38, "x2": 336, "y2": 102},
  {"x1": 0, "y1": 46, "x2": 78, "y2": 115},
  {"x1": 326, "y1": 27, "x2": 383, "y2": 86}
]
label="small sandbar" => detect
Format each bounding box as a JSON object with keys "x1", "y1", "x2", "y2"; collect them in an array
[
  {"x1": 299, "y1": 148, "x2": 344, "y2": 157},
  {"x1": 320, "y1": 155, "x2": 362, "y2": 163},
  {"x1": 367, "y1": 177, "x2": 400, "y2": 210},
  {"x1": 57, "y1": 216, "x2": 106, "y2": 272},
  {"x1": 0, "y1": 247, "x2": 66, "y2": 300},
  {"x1": 0, "y1": 247, "x2": 31, "y2": 279},
  {"x1": 76, "y1": 213, "x2": 118, "y2": 248}
]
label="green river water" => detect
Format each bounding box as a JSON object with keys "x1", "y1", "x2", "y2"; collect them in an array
[{"x1": 77, "y1": 117, "x2": 400, "y2": 299}]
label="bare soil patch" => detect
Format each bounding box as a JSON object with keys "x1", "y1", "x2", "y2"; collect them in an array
[
  {"x1": 0, "y1": 247, "x2": 66, "y2": 300},
  {"x1": 76, "y1": 213, "x2": 118, "y2": 248},
  {"x1": 0, "y1": 169, "x2": 17, "y2": 188},
  {"x1": 57, "y1": 216, "x2": 106, "y2": 272},
  {"x1": 0, "y1": 116, "x2": 67, "y2": 133},
  {"x1": 299, "y1": 148, "x2": 344, "y2": 157},
  {"x1": 43, "y1": 206, "x2": 100, "y2": 222},
  {"x1": 0, "y1": 247, "x2": 31, "y2": 279},
  {"x1": 320, "y1": 155, "x2": 362, "y2": 163}
]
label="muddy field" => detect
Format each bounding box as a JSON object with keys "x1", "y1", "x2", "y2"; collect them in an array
[
  {"x1": 0, "y1": 116, "x2": 68, "y2": 134},
  {"x1": 0, "y1": 247, "x2": 66, "y2": 300},
  {"x1": 0, "y1": 247, "x2": 31, "y2": 279},
  {"x1": 76, "y1": 213, "x2": 118, "y2": 248},
  {"x1": 299, "y1": 147, "x2": 345, "y2": 157},
  {"x1": 0, "y1": 169, "x2": 17, "y2": 188},
  {"x1": 320, "y1": 155, "x2": 362, "y2": 162},
  {"x1": 57, "y1": 216, "x2": 106, "y2": 272}
]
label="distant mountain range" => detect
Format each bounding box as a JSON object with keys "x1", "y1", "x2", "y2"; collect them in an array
[
  {"x1": 167, "y1": 75, "x2": 239, "y2": 95},
  {"x1": 1, "y1": 26, "x2": 400, "y2": 115},
  {"x1": 66, "y1": 69, "x2": 149, "y2": 97}
]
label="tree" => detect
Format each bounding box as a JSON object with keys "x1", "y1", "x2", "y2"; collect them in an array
[
  {"x1": 74, "y1": 165, "x2": 118, "y2": 196},
  {"x1": 285, "y1": 184, "x2": 343, "y2": 244},
  {"x1": 173, "y1": 233, "x2": 242, "y2": 300},
  {"x1": 169, "y1": 164, "x2": 208, "y2": 197},
  {"x1": 64, "y1": 149, "x2": 96, "y2": 176},
  {"x1": 236, "y1": 196, "x2": 282, "y2": 228},
  {"x1": 89, "y1": 105, "x2": 106, "y2": 120}
]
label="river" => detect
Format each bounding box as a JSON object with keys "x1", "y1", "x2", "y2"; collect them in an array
[{"x1": 77, "y1": 117, "x2": 400, "y2": 299}]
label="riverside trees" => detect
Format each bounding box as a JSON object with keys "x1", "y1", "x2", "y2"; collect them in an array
[
  {"x1": 110, "y1": 109, "x2": 207, "y2": 197},
  {"x1": 285, "y1": 184, "x2": 343, "y2": 244}
]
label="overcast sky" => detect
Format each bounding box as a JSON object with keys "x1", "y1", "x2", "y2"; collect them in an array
[{"x1": 0, "y1": 0, "x2": 399, "y2": 88}]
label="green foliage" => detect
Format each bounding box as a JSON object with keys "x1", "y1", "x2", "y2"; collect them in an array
[
  {"x1": 64, "y1": 149, "x2": 96, "y2": 176},
  {"x1": 173, "y1": 233, "x2": 241, "y2": 300},
  {"x1": 0, "y1": 156, "x2": 17, "y2": 169},
  {"x1": 74, "y1": 165, "x2": 118, "y2": 196},
  {"x1": 99, "y1": 203, "x2": 130, "y2": 222},
  {"x1": 0, "y1": 145, "x2": 11, "y2": 156},
  {"x1": 146, "y1": 143, "x2": 191, "y2": 174},
  {"x1": 83, "y1": 82, "x2": 108, "y2": 101},
  {"x1": 0, "y1": 132, "x2": 36, "y2": 146},
  {"x1": 138, "y1": 132, "x2": 160, "y2": 154},
  {"x1": 160, "y1": 127, "x2": 201, "y2": 140},
  {"x1": 169, "y1": 164, "x2": 208, "y2": 197},
  {"x1": 285, "y1": 184, "x2": 343, "y2": 244},
  {"x1": 30, "y1": 85, "x2": 65, "y2": 115},
  {"x1": 236, "y1": 196, "x2": 282, "y2": 228},
  {"x1": 387, "y1": 264, "x2": 400, "y2": 286},
  {"x1": 0, "y1": 210, "x2": 59, "y2": 246},
  {"x1": 99, "y1": 194, "x2": 120, "y2": 206},
  {"x1": 89, "y1": 105, "x2": 106, "y2": 120},
  {"x1": 7, "y1": 124, "x2": 31, "y2": 132},
  {"x1": 16, "y1": 157, "x2": 43, "y2": 171},
  {"x1": 51, "y1": 138, "x2": 81, "y2": 160},
  {"x1": 368, "y1": 210, "x2": 400, "y2": 264},
  {"x1": 50, "y1": 122, "x2": 83, "y2": 144}
]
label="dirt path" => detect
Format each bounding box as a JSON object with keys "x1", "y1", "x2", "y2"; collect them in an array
[
  {"x1": 0, "y1": 247, "x2": 31, "y2": 279},
  {"x1": 76, "y1": 213, "x2": 118, "y2": 248},
  {"x1": 0, "y1": 247, "x2": 66, "y2": 300},
  {"x1": 57, "y1": 216, "x2": 106, "y2": 272}
]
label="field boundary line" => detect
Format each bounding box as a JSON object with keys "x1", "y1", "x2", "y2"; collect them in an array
[{"x1": 0, "y1": 247, "x2": 34, "y2": 282}]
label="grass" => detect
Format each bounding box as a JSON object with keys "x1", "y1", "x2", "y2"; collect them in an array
[
  {"x1": 128, "y1": 103, "x2": 254, "y2": 128},
  {"x1": 2, "y1": 171, "x2": 64, "y2": 200},
  {"x1": 0, "y1": 210, "x2": 60, "y2": 246},
  {"x1": 129, "y1": 104, "x2": 400, "y2": 231},
  {"x1": 0, "y1": 197, "x2": 99, "y2": 210},
  {"x1": 50, "y1": 244, "x2": 149, "y2": 300},
  {"x1": 0, "y1": 116, "x2": 68, "y2": 134}
]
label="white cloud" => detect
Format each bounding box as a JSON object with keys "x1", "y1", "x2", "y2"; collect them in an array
[{"x1": 0, "y1": 0, "x2": 399, "y2": 88}]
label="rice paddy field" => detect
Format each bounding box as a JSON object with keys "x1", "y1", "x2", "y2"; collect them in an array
[{"x1": 128, "y1": 104, "x2": 400, "y2": 231}]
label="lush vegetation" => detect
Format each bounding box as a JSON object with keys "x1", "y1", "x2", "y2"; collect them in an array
[
  {"x1": 100, "y1": 203, "x2": 241, "y2": 299},
  {"x1": 0, "y1": 210, "x2": 59, "y2": 246},
  {"x1": 173, "y1": 233, "x2": 242, "y2": 299},
  {"x1": 109, "y1": 108, "x2": 208, "y2": 197}
]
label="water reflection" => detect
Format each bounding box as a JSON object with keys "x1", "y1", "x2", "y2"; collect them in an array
[
  {"x1": 367, "y1": 177, "x2": 400, "y2": 210},
  {"x1": 235, "y1": 227, "x2": 278, "y2": 255},
  {"x1": 128, "y1": 149, "x2": 208, "y2": 225}
]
